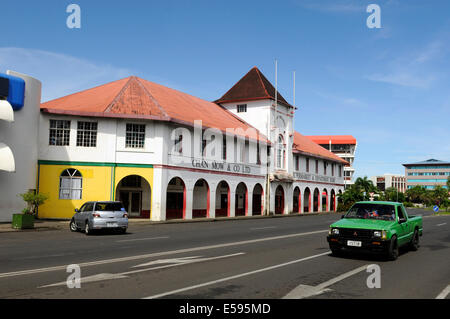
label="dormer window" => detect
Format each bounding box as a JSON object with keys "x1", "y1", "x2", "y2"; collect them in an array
[{"x1": 237, "y1": 104, "x2": 247, "y2": 113}]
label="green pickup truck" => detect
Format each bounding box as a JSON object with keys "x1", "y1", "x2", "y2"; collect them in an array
[{"x1": 327, "y1": 201, "x2": 423, "y2": 260}]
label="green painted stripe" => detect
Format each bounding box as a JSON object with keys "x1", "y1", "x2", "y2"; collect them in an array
[{"x1": 38, "y1": 160, "x2": 153, "y2": 168}]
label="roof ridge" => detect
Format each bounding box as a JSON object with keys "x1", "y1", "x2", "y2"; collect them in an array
[
  {"x1": 135, "y1": 77, "x2": 170, "y2": 119},
  {"x1": 103, "y1": 76, "x2": 135, "y2": 113},
  {"x1": 255, "y1": 67, "x2": 272, "y2": 99}
]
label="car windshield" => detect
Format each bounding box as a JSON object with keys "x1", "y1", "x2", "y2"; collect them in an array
[
  {"x1": 345, "y1": 203, "x2": 396, "y2": 220},
  {"x1": 95, "y1": 202, "x2": 125, "y2": 211}
]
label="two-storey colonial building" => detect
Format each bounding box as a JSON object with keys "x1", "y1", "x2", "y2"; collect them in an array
[{"x1": 37, "y1": 67, "x2": 347, "y2": 220}]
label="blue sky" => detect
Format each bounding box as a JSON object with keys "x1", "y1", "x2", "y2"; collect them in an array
[{"x1": 1, "y1": 0, "x2": 449, "y2": 178}]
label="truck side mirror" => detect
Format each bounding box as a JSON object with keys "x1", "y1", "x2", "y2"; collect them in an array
[
  {"x1": 341, "y1": 214, "x2": 345, "y2": 219},
  {"x1": 399, "y1": 217, "x2": 406, "y2": 223},
  {"x1": 74, "y1": 208, "x2": 79, "y2": 213}
]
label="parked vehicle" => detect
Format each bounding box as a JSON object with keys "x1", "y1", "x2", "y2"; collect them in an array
[
  {"x1": 70, "y1": 201, "x2": 128, "y2": 235},
  {"x1": 327, "y1": 201, "x2": 423, "y2": 260}
]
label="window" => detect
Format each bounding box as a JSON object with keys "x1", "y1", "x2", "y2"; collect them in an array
[
  {"x1": 277, "y1": 135, "x2": 285, "y2": 169},
  {"x1": 59, "y1": 168, "x2": 82, "y2": 200},
  {"x1": 315, "y1": 160, "x2": 319, "y2": 174},
  {"x1": 306, "y1": 158, "x2": 310, "y2": 173},
  {"x1": 125, "y1": 123, "x2": 145, "y2": 148},
  {"x1": 174, "y1": 134, "x2": 183, "y2": 153},
  {"x1": 339, "y1": 165, "x2": 342, "y2": 177},
  {"x1": 324, "y1": 162, "x2": 327, "y2": 175},
  {"x1": 222, "y1": 135, "x2": 227, "y2": 160},
  {"x1": 295, "y1": 156, "x2": 299, "y2": 171},
  {"x1": 237, "y1": 104, "x2": 247, "y2": 113},
  {"x1": 332, "y1": 164, "x2": 335, "y2": 176},
  {"x1": 76, "y1": 121, "x2": 97, "y2": 147},
  {"x1": 49, "y1": 120, "x2": 70, "y2": 146}
]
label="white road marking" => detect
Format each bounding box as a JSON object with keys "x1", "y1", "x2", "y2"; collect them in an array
[
  {"x1": 38, "y1": 253, "x2": 244, "y2": 288},
  {"x1": 250, "y1": 226, "x2": 277, "y2": 230},
  {"x1": 436, "y1": 223, "x2": 447, "y2": 227},
  {"x1": 143, "y1": 251, "x2": 330, "y2": 299},
  {"x1": 283, "y1": 265, "x2": 369, "y2": 299},
  {"x1": 40, "y1": 273, "x2": 129, "y2": 288},
  {"x1": 436, "y1": 284, "x2": 450, "y2": 299},
  {"x1": 0, "y1": 229, "x2": 327, "y2": 279},
  {"x1": 116, "y1": 236, "x2": 169, "y2": 243}
]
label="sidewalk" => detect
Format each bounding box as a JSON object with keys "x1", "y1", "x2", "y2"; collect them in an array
[{"x1": 0, "y1": 211, "x2": 343, "y2": 233}]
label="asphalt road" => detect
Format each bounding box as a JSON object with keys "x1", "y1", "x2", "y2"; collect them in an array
[{"x1": 0, "y1": 209, "x2": 448, "y2": 299}]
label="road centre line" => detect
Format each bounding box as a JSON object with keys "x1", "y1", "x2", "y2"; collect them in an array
[
  {"x1": 116, "y1": 236, "x2": 169, "y2": 243},
  {"x1": 436, "y1": 284, "x2": 450, "y2": 299},
  {"x1": 436, "y1": 223, "x2": 447, "y2": 227},
  {"x1": 0, "y1": 229, "x2": 328, "y2": 279},
  {"x1": 250, "y1": 226, "x2": 277, "y2": 230},
  {"x1": 143, "y1": 251, "x2": 331, "y2": 299}
]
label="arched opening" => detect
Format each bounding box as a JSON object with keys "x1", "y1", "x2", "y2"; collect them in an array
[
  {"x1": 293, "y1": 187, "x2": 301, "y2": 213},
  {"x1": 216, "y1": 181, "x2": 230, "y2": 217},
  {"x1": 331, "y1": 189, "x2": 336, "y2": 211},
  {"x1": 304, "y1": 187, "x2": 311, "y2": 213},
  {"x1": 116, "y1": 175, "x2": 151, "y2": 218},
  {"x1": 275, "y1": 185, "x2": 284, "y2": 215},
  {"x1": 59, "y1": 168, "x2": 82, "y2": 200},
  {"x1": 235, "y1": 182, "x2": 248, "y2": 216},
  {"x1": 313, "y1": 188, "x2": 320, "y2": 212},
  {"x1": 252, "y1": 184, "x2": 264, "y2": 215},
  {"x1": 215, "y1": 181, "x2": 230, "y2": 217},
  {"x1": 166, "y1": 177, "x2": 186, "y2": 220},
  {"x1": 322, "y1": 189, "x2": 328, "y2": 212},
  {"x1": 193, "y1": 179, "x2": 209, "y2": 218}
]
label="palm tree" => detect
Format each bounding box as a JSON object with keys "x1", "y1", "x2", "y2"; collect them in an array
[{"x1": 354, "y1": 176, "x2": 377, "y2": 199}]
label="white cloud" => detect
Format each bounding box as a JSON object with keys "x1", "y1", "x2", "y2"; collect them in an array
[
  {"x1": 0, "y1": 47, "x2": 133, "y2": 102},
  {"x1": 366, "y1": 72, "x2": 435, "y2": 89}
]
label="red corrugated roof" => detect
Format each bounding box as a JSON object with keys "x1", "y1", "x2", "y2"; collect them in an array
[
  {"x1": 41, "y1": 76, "x2": 268, "y2": 143},
  {"x1": 294, "y1": 132, "x2": 348, "y2": 164},
  {"x1": 306, "y1": 135, "x2": 357, "y2": 145}
]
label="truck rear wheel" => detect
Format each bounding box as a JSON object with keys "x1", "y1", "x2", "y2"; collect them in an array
[{"x1": 387, "y1": 236, "x2": 399, "y2": 261}]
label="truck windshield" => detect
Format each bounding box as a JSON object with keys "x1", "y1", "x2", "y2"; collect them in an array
[
  {"x1": 95, "y1": 202, "x2": 125, "y2": 211},
  {"x1": 345, "y1": 203, "x2": 396, "y2": 220}
]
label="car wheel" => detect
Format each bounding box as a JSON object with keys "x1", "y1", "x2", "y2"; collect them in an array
[
  {"x1": 69, "y1": 219, "x2": 78, "y2": 232},
  {"x1": 85, "y1": 221, "x2": 92, "y2": 235},
  {"x1": 330, "y1": 246, "x2": 342, "y2": 257},
  {"x1": 410, "y1": 229, "x2": 420, "y2": 251},
  {"x1": 387, "y1": 236, "x2": 399, "y2": 261}
]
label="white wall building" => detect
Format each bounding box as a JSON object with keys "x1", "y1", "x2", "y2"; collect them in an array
[{"x1": 34, "y1": 67, "x2": 347, "y2": 221}]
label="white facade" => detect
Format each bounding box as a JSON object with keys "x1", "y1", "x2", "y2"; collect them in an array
[{"x1": 39, "y1": 96, "x2": 345, "y2": 220}]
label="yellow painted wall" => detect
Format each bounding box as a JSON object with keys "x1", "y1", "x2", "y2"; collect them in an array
[
  {"x1": 37, "y1": 164, "x2": 154, "y2": 219},
  {"x1": 38, "y1": 165, "x2": 112, "y2": 219}
]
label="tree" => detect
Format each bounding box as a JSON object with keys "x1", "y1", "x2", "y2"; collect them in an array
[
  {"x1": 406, "y1": 185, "x2": 427, "y2": 203},
  {"x1": 447, "y1": 176, "x2": 450, "y2": 189},
  {"x1": 19, "y1": 191, "x2": 48, "y2": 216},
  {"x1": 432, "y1": 186, "x2": 449, "y2": 207},
  {"x1": 354, "y1": 176, "x2": 377, "y2": 200},
  {"x1": 384, "y1": 187, "x2": 405, "y2": 202}
]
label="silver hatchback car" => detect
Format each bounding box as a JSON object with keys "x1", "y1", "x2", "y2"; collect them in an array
[{"x1": 70, "y1": 201, "x2": 128, "y2": 235}]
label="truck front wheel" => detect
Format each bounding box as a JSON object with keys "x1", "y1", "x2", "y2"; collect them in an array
[
  {"x1": 387, "y1": 236, "x2": 399, "y2": 261},
  {"x1": 409, "y1": 229, "x2": 420, "y2": 251}
]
